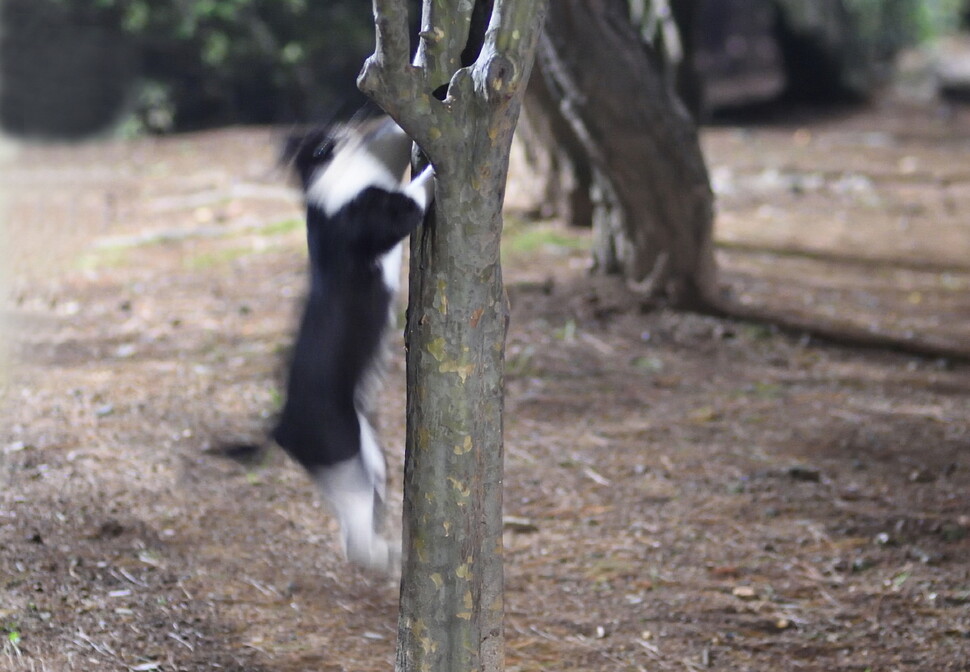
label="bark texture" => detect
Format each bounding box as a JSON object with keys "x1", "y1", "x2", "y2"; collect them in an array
[
  {"x1": 536, "y1": 0, "x2": 716, "y2": 308},
  {"x1": 359, "y1": 2, "x2": 548, "y2": 671}
]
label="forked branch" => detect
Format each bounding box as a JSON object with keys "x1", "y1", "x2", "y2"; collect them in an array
[
  {"x1": 358, "y1": 0, "x2": 450, "y2": 160},
  {"x1": 415, "y1": 0, "x2": 476, "y2": 84},
  {"x1": 360, "y1": 0, "x2": 548, "y2": 167}
]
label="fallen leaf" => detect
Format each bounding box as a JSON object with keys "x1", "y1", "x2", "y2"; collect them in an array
[{"x1": 709, "y1": 566, "x2": 741, "y2": 578}]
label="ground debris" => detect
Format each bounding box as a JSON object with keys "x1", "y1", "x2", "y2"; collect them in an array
[{"x1": 5, "y1": 106, "x2": 970, "y2": 672}]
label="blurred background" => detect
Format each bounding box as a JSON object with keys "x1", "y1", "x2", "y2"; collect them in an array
[{"x1": 1, "y1": 0, "x2": 969, "y2": 139}]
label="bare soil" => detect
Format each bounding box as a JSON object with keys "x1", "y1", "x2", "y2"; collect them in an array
[{"x1": 2, "y1": 99, "x2": 969, "y2": 672}]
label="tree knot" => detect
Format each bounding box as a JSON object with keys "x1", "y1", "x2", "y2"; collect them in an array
[{"x1": 482, "y1": 55, "x2": 517, "y2": 101}]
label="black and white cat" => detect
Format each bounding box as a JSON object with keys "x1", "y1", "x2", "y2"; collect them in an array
[{"x1": 274, "y1": 117, "x2": 434, "y2": 571}]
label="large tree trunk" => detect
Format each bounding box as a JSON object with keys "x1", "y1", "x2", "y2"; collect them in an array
[
  {"x1": 359, "y1": 2, "x2": 548, "y2": 671},
  {"x1": 535, "y1": 0, "x2": 717, "y2": 308},
  {"x1": 516, "y1": 0, "x2": 704, "y2": 228}
]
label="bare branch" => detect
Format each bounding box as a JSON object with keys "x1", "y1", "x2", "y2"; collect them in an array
[
  {"x1": 488, "y1": 0, "x2": 548, "y2": 62},
  {"x1": 476, "y1": 0, "x2": 549, "y2": 102},
  {"x1": 359, "y1": 2, "x2": 450, "y2": 162},
  {"x1": 370, "y1": 0, "x2": 411, "y2": 69},
  {"x1": 360, "y1": 0, "x2": 547, "y2": 167},
  {"x1": 415, "y1": 0, "x2": 476, "y2": 83},
  {"x1": 357, "y1": 0, "x2": 416, "y2": 102}
]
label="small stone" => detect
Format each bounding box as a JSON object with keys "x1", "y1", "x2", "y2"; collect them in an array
[
  {"x1": 909, "y1": 468, "x2": 936, "y2": 483},
  {"x1": 3, "y1": 441, "x2": 28, "y2": 454},
  {"x1": 114, "y1": 344, "x2": 137, "y2": 358},
  {"x1": 732, "y1": 586, "x2": 757, "y2": 600}
]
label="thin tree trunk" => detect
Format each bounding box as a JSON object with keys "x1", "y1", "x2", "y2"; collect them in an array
[
  {"x1": 538, "y1": 0, "x2": 716, "y2": 308},
  {"x1": 359, "y1": 2, "x2": 548, "y2": 671}
]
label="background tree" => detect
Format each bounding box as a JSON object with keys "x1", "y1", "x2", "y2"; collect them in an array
[
  {"x1": 518, "y1": 0, "x2": 970, "y2": 357},
  {"x1": 358, "y1": 1, "x2": 548, "y2": 671},
  {"x1": 525, "y1": 0, "x2": 717, "y2": 308},
  {"x1": 516, "y1": 0, "x2": 961, "y2": 308}
]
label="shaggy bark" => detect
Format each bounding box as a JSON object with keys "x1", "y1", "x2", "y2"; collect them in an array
[
  {"x1": 535, "y1": 0, "x2": 717, "y2": 308},
  {"x1": 359, "y1": 1, "x2": 548, "y2": 671}
]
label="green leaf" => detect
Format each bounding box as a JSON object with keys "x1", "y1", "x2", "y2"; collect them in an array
[
  {"x1": 632, "y1": 356, "x2": 664, "y2": 372},
  {"x1": 203, "y1": 32, "x2": 231, "y2": 66},
  {"x1": 281, "y1": 43, "x2": 305, "y2": 65},
  {"x1": 554, "y1": 319, "x2": 577, "y2": 342},
  {"x1": 891, "y1": 571, "x2": 911, "y2": 589},
  {"x1": 122, "y1": 2, "x2": 150, "y2": 33}
]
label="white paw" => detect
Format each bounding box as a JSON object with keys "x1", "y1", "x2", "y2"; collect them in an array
[
  {"x1": 314, "y1": 456, "x2": 397, "y2": 574},
  {"x1": 343, "y1": 528, "x2": 401, "y2": 575}
]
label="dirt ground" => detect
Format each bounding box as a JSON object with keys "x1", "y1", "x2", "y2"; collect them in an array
[{"x1": 1, "y1": 97, "x2": 969, "y2": 672}]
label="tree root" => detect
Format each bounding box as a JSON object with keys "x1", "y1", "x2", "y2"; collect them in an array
[
  {"x1": 716, "y1": 240, "x2": 970, "y2": 276},
  {"x1": 700, "y1": 294, "x2": 970, "y2": 364}
]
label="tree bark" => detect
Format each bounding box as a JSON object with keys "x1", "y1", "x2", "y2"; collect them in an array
[
  {"x1": 516, "y1": 0, "x2": 705, "y2": 229},
  {"x1": 535, "y1": 0, "x2": 717, "y2": 308},
  {"x1": 359, "y1": 2, "x2": 548, "y2": 671},
  {"x1": 0, "y1": 145, "x2": 7, "y2": 390}
]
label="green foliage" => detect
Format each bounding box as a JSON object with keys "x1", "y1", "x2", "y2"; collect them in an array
[
  {"x1": 773, "y1": 0, "x2": 947, "y2": 96},
  {"x1": 842, "y1": 0, "x2": 964, "y2": 45},
  {"x1": 38, "y1": 0, "x2": 963, "y2": 133},
  {"x1": 38, "y1": 0, "x2": 383, "y2": 131},
  {"x1": 502, "y1": 226, "x2": 589, "y2": 257},
  {"x1": 2, "y1": 624, "x2": 21, "y2": 654},
  {"x1": 915, "y1": 0, "x2": 968, "y2": 38}
]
